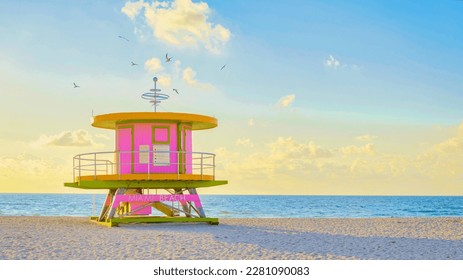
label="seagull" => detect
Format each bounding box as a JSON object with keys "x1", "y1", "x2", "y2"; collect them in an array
[
  {"x1": 173, "y1": 89, "x2": 179, "y2": 94},
  {"x1": 131, "y1": 61, "x2": 138, "y2": 66},
  {"x1": 220, "y1": 64, "x2": 226, "y2": 70},
  {"x1": 73, "y1": 82, "x2": 80, "y2": 88},
  {"x1": 165, "y1": 53, "x2": 172, "y2": 62},
  {"x1": 118, "y1": 35, "x2": 129, "y2": 42}
]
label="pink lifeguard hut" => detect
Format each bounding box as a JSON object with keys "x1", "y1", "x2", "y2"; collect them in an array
[{"x1": 64, "y1": 77, "x2": 227, "y2": 226}]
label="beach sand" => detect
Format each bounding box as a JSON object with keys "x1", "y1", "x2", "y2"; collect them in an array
[{"x1": 0, "y1": 217, "x2": 462, "y2": 260}]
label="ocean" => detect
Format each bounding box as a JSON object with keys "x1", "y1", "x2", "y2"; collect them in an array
[{"x1": 0, "y1": 194, "x2": 462, "y2": 218}]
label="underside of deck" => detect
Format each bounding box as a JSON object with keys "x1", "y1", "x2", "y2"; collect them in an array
[{"x1": 64, "y1": 177, "x2": 227, "y2": 189}]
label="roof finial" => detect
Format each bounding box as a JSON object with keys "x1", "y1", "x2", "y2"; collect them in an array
[{"x1": 141, "y1": 76, "x2": 170, "y2": 112}]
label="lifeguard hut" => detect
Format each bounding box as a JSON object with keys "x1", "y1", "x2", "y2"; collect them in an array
[{"x1": 64, "y1": 77, "x2": 227, "y2": 226}]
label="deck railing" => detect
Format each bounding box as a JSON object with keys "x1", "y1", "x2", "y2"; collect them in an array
[{"x1": 72, "y1": 151, "x2": 216, "y2": 181}]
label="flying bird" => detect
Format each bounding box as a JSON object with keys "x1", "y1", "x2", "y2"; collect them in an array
[
  {"x1": 220, "y1": 64, "x2": 226, "y2": 70},
  {"x1": 73, "y1": 82, "x2": 80, "y2": 88},
  {"x1": 165, "y1": 53, "x2": 172, "y2": 62},
  {"x1": 118, "y1": 35, "x2": 129, "y2": 42},
  {"x1": 173, "y1": 89, "x2": 179, "y2": 94},
  {"x1": 131, "y1": 61, "x2": 138, "y2": 66}
]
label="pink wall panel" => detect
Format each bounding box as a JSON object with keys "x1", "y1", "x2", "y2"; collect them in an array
[
  {"x1": 116, "y1": 123, "x2": 178, "y2": 174},
  {"x1": 117, "y1": 127, "x2": 132, "y2": 174},
  {"x1": 116, "y1": 123, "x2": 195, "y2": 175}
]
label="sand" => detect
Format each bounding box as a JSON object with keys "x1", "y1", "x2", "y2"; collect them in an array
[{"x1": 0, "y1": 217, "x2": 462, "y2": 260}]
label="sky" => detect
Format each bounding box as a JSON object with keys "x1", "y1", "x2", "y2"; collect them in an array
[{"x1": 0, "y1": 0, "x2": 462, "y2": 195}]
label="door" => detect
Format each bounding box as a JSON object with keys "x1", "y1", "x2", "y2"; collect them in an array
[{"x1": 117, "y1": 126, "x2": 133, "y2": 174}]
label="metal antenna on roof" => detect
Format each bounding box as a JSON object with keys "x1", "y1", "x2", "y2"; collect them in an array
[{"x1": 141, "y1": 77, "x2": 170, "y2": 112}]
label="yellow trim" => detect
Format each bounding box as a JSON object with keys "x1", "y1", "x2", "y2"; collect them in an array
[
  {"x1": 92, "y1": 112, "x2": 217, "y2": 130},
  {"x1": 90, "y1": 217, "x2": 219, "y2": 227},
  {"x1": 180, "y1": 124, "x2": 192, "y2": 174},
  {"x1": 118, "y1": 125, "x2": 134, "y2": 129},
  {"x1": 65, "y1": 179, "x2": 228, "y2": 189},
  {"x1": 78, "y1": 174, "x2": 215, "y2": 182}
]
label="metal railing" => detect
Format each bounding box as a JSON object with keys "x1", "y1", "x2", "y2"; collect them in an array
[{"x1": 72, "y1": 150, "x2": 216, "y2": 181}]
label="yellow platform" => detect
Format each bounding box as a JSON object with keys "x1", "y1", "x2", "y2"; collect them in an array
[{"x1": 92, "y1": 112, "x2": 217, "y2": 130}]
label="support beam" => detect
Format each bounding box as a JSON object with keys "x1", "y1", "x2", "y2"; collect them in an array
[
  {"x1": 152, "y1": 202, "x2": 175, "y2": 216},
  {"x1": 176, "y1": 189, "x2": 192, "y2": 217},
  {"x1": 106, "y1": 188, "x2": 126, "y2": 220},
  {"x1": 188, "y1": 188, "x2": 206, "y2": 217},
  {"x1": 98, "y1": 189, "x2": 116, "y2": 222}
]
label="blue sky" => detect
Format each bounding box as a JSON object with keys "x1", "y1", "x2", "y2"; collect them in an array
[{"x1": 1, "y1": 0, "x2": 463, "y2": 194}]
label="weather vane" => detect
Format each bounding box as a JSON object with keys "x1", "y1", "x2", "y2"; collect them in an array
[{"x1": 141, "y1": 77, "x2": 170, "y2": 112}]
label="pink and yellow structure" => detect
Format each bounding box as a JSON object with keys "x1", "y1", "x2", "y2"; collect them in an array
[{"x1": 64, "y1": 77, "x2": 227, "y2": 226}]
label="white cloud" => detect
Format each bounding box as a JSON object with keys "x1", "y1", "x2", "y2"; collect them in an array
[
  {"x1": 215, "y1": 147, "x2": 240, "y2": 159},
  {"x1": 356, "y1": 134, "x2": 378, "y2": 142},
  {"x1": 270, "y1": 137, "x2": 332, "y2": 159},
  {"x1": 325, "y1": 55, "x2": 341, "y2": 69},
  {"x1": 122, "y1": 0, "x2": 231, "y2": 53},
  {"x1": 173, "y1": 59, "x2": 182, "y2": 77},
  {"x1": 182, "y1": 67, "x2": 214, "y2": 90},
  {"x1": 121, "y1": 0, "x2": 147, "y2": 20},
  {"x1": 0, "y1": 153, "x2": 69, "y2": 193},
  {"x1": 276, "y1": 94, "x2": 296, "y2": 108},
  {"x1": 248, "y1": 118, "x2": 255, "y2": 126},
  {"x1": 433, "y1": 123, "x2": 463, "y2": 154},
  {"x1": 341, "y1": 143, "x2": 375, "y2": 156},
  {"x1": 143, "y1": 58, "x2": 171, "y2": 87},
  {"x1": 157, "y1": 75, "x2": 172, "y2": 87},
  {"x1": 211, "y1": 125, "x2": 463, "y2": 194},
  {"x1": 415, "y1": 122, "x2": 463, "y2": 178},
  {"x1": 236, "y1": 137, "x2": 254, "y2": 148},
  {"x1": 144, "y1": 57, "x2": 164, "y2": 73},
  {"x1": 0, "y1": 153, "x2": 54, "y2": 177},
  {"x1": 95, "y1": 134, "x2": 111, "y2": 141},
  {"x1": 324, "y1": 55, "x2": 362, "y2": 70},
  {"x1": 31, "y1": 130, "x2": 101, "y2": 148},
  {"x1": 215, "y1": 137, "x2": 334, "y2": 184}
]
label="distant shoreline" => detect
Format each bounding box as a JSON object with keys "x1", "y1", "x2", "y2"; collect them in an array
[{"x1": 1, "y1": 216, "x2": 462, "y2": 260}]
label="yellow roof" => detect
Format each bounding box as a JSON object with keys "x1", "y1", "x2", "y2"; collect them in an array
[{"x1": 92, "y1": 112, "x2": 217, "y2": 130}]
